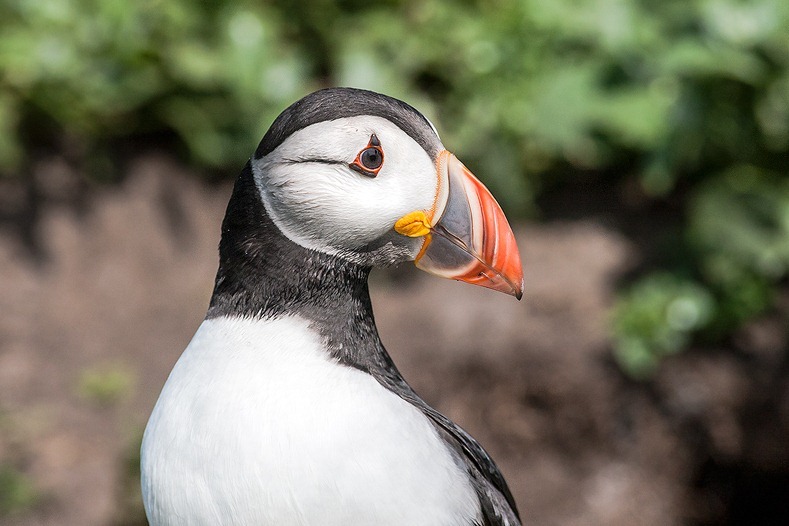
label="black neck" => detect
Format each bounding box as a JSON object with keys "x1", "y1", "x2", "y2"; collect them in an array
[{"x1": 207, "y1": 162, "x2": 396, "y2": 373}]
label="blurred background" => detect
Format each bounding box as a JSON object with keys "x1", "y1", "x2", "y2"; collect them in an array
[{"x1": 1, "y1": 0, "x2": 788, "y2": 524}]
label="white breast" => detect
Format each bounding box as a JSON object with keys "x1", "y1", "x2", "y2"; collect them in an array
[{"x1": 141, "y1": 315, "x2": 480, "y2": 526}]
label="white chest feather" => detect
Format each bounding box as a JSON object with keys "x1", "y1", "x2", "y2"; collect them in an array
[{"x1": 141, "y1": 316, "x2": 480, "y2": 526}]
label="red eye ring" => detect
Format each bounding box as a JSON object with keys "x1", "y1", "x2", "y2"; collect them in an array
[{"x1": 350, "y1": 134, "x2": 384, "y2": 177}]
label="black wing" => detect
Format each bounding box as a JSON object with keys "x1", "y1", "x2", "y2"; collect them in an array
[{"x1": 373, "y1": 369, "x2": 522, "y2": 526}]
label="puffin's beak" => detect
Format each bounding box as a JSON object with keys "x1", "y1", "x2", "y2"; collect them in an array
[{"x1": 395, "y1": 150, "x2": 524, "y2": 299}]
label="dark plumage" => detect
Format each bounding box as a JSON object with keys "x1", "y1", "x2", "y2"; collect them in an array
[{"x1": 255, "y1": 88, "x2": 442, "y2": 159}]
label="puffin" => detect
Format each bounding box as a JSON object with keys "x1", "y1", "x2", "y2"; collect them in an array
[{"x1": 141, "y1": 87, "x2": 525, "y2": 526}]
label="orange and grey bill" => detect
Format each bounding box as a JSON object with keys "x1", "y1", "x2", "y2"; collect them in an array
[{"x1": 394, "y1": 150, "x2": 524, "y2": 299}]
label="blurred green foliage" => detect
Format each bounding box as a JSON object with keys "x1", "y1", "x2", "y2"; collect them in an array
[
  {"x1": 612, "y1": 274, "x2": 715, "y2": 378},
  {"x1": 77, "y1": 365, "x2": 134, "y2": 407},
  {"x1": 0, "y1": 463, "x2": 38, "y2": 516},
  {"x1": 1, "y1": 0, "x2": 788, "y2": 375}
]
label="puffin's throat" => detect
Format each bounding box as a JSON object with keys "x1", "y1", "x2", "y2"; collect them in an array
[{"x1": 207, "y1": 162, "x2": 392, "y2": 372}]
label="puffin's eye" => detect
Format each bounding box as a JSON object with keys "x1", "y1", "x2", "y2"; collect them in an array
[
  {"x1": 349, "y1": 134, "x2": 384, "y2": 178},
  {"x1": 360, "y1": 147, "x2": 383, "y2": 170}
]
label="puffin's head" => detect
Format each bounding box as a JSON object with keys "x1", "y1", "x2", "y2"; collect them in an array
[{"x1": 250, "y1": 88, "x2": 523, "y2": 299}]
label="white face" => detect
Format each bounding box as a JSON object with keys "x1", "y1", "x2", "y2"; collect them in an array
[{"x1": 251, "y1": 116, "x2": 444, "y2": 263}]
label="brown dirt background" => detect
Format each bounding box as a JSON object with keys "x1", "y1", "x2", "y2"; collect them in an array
[{"x1": 1, "y1": 155, "x2": 788, "y2": 525}]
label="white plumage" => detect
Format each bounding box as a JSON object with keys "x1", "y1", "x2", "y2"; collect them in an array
[
  {"x1": 255, "y1": 116, "x2": 439, "y2": 258},
  {"x1": 141, "y1": 316, "x2": 481, "y2": 526}
]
